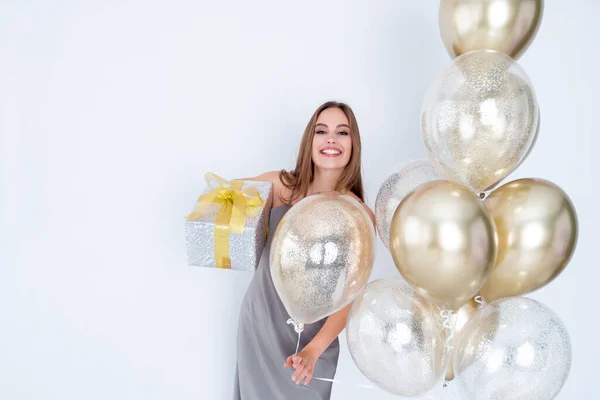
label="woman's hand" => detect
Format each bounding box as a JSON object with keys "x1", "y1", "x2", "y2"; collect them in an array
[{"x1": 283, "y1": 345, "x2": 321, "y2": 386}]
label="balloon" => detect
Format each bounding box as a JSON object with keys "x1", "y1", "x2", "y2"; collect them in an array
[
  {"x1": 445, "y1": 297, "x2": 479, "y2": 381},
  {"x1": 270, "y1": 192, "x2": 375, "y2": 325},
  {"x1": 374, "y1": 160, "x2": 441, "y2": 249},
  {"x1": 346, "y1": 278, "x2": 449, "y2": 397},
  {"x1": 454, "y1": 297, "x2": 571, "y2": 400},
  {"x1": 390, "y1": 180, "x2": 496, "y2": 310},
  {"x1": 480, "y1": 178, "x2": 578, "y2": 301},
  {"x1": 439, "y1": 0, "x2": 544, "y2": 60},
  {"x1": 421, "y1": 50, "x2": 539, "y2": 193}
]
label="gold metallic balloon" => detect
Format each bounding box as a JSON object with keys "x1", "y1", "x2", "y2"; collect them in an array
[
  {"x1": 445, "y1": 297, "x2": 479, "y2": 381},
  {"x1": 390, "y1": 180, "x2": 497, "y2": 310},
  {"x1": 480, "y1": 178, "x2": 578, "y2": 301},
  {"x1": 439, "y1": 0, "x2": 544, "y2": 60},
  {"x1": 270, "y1": 192, "x2": 376, "y2": 324},
  {"x1": 421, "y1": 50, "x2": 539, "y2": 193}
]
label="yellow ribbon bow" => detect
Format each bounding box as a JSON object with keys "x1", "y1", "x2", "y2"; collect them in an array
[{"x1": 186, "y1": 173, "x2": 264, "y2": 269}]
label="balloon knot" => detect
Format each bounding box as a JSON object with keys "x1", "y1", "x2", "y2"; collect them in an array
[
  {"x1": 286, "y1": 318, "x2": 304, "y2": 334},
  {"x1": 474, "y1": 295, "x2": 487, "y2": 308}
]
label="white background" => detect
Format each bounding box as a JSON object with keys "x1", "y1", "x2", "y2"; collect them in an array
[{"x1": 1, "y1": 1, "x2": 597, "y2": 399}]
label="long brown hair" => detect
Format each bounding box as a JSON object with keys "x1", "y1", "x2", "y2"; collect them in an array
[{"x1": 279, "y1": 101, "x2": 365, "y2": 205}]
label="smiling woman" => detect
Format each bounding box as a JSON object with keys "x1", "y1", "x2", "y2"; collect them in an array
[
  {"x1": 233, "y1": 101, "x2": 374, "y2": 400},
  {"x1": 279, "y1": 101, "x2": 365, "y2": 207}
]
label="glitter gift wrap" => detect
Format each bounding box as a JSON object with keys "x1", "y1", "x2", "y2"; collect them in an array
[{"x1": 185, "y1": 173, "x2": 272, "y2": 271}]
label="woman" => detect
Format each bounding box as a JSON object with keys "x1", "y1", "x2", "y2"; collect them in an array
[{"x1": 234, "y1": 101, "x2": 375, "y2": 400}]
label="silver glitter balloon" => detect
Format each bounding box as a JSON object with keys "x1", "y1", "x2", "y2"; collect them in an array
[
  {"x1": 375, "y1": 160, "x2": 441, "y2": 250},
  {"x1": 270, "y1": 193, "x2": 376, "y2": 325},
  {"x1": 346, "y1": 278, "x2": 449, "y2": 397},
  {"x1": 421, "y1": 50, "x2": 539, "y2": 193},
  {"x1": 454, "y1": 297, "x2": 571, "y2": 400}
]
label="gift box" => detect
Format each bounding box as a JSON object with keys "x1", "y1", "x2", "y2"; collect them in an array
[{"x1": 185, "y1": 173, "x2": 272, "y2": 271}]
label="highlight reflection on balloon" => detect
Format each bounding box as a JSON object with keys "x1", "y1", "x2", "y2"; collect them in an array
[
  {"x1": 346, "y1": 278, "x2": 448, "y2": 397},
  {"x1": 454, "y1": 297, "x2": 571, "y2": 400},
  {"x1": 421, "y1": 50, "x2": 539, "y2": 193},
  {"x1": 270, "y1": 192, "x2": 375, "y2": 324},
  {"x1": 390, "y1": 180, "x2": 496, "y2": 310},
  {"x1": 375, "y1": 160, "x2": 441, "y2": 249}
]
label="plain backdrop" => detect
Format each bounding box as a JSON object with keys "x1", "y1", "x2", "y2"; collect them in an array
[{"x1": 1, "y1": 1, "x2": 597, "y2": 399}]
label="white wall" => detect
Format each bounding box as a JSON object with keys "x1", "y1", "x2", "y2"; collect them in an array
[{"x1": 1, "y1": 1, "x2": 597, "y2": 399}]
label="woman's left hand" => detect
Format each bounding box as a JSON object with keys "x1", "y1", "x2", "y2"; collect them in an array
[{"x1": 284, "y1": 345, "x2": 321, "y2": 386}]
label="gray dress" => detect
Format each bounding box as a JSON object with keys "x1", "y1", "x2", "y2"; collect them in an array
[{"x1": 233, "y1": 205, "x2": 340, "y2": 400}]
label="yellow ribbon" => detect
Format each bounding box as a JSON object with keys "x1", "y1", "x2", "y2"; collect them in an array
[{"x1": 186, "y1": 173, "x2": 264, "y2": 269}]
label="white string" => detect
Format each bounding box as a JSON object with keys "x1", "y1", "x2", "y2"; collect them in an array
[
  {"x1": 440, "y1": 309, "x2": 456, "y2": 389},
  {"x1": 474, "y1": 295, "x2": 487, "y2": 309},
  {"x1": 286, "y1": 318, "x2": 304, "y2": 354},
  {"x1": 440, "y1": 309, "x2": 455, "y2": 351},
  {"x1": 295, "y1": 331, "x2": 301, "y2": 354},
  {"x1": 286, "y1": 318, "x2": 375, "y2": 389},
  {"x1": 313, "y1": 377, "x2": 375, "y2": 388}
]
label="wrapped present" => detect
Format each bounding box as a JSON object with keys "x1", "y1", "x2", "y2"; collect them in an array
[{"x1": 185, "y1": 172, "x2": 272, "y2": 271}]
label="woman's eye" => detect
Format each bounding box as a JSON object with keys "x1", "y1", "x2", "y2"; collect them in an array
[
  {"x1": 316, "y1": 130, "x2": 326, "y2": 135},
  {"x1": 338, "y1": 131, "x2": 349, "y2": 136}
]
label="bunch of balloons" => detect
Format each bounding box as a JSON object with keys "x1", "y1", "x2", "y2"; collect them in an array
[{"x1": 362, "y1": 1, "x2": 577, "y2": 398}]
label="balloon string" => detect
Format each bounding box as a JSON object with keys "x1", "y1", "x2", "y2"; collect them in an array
[
  {"x1": 440, "y1": 309, "x2": 455, "y2": 351},
  {"x1": 313, "y1": 377, "x2": 375, "y2": 388},
  {"x1": 286, "y1": 318, "x2": 305, "y2": 354},
  {"x1": 474, "y1": 295, "x2": 487, "y2": 308},
  {"x1": 440, "y1": 309, "x2": 456, "y2": 389},
  {"x1": 286, "y1": 318, "x2": 375, "y2": 389},
  {"x1": 295, "y1": 331, "x2": 301, "y2": 354}
]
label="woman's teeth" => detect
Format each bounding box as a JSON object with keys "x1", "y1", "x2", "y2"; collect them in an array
[{"x1": 321, "y1": 149, "x2": 341, "y2": 155}]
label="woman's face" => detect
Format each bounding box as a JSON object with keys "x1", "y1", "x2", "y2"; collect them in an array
[{"x1": 311, "y1": 107, "x2": 352, "y2": 172}]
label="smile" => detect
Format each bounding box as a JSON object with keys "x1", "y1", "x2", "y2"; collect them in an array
[{"x1": 320, "y1": 147, "x2": 342, "y2": 157}]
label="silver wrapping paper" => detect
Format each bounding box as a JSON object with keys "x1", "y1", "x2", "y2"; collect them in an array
[{"x1": 185, "y1": 180, "x2": 272, "y2": 271}]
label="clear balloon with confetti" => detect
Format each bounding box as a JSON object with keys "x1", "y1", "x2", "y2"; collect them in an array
[
  {"x1": 453, "y1": 297, "x2": 571, "y2": 400},
  {"x1": 374, "y1": 160, "x2": 441, "y2": 249},
  {"x1": 346, "y1": 278, "x2": 449, "y2": 397}
]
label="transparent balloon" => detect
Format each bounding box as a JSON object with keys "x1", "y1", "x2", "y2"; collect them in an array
[
  {"x1": 270, "y1": 192, "x2": 375, "y2": 325},
  {"x1": 421, "y1": 50, "x2": 539, "y2": 193},
  {"x1": 454, "y1": 297, "x2": 571, "y2": 400},
  {"x1": 375, "y1": 160, "x2": 441, "y2": 250},
  {"x1": 346, "y1": 278, "x2": 449, "y2": 397}
]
